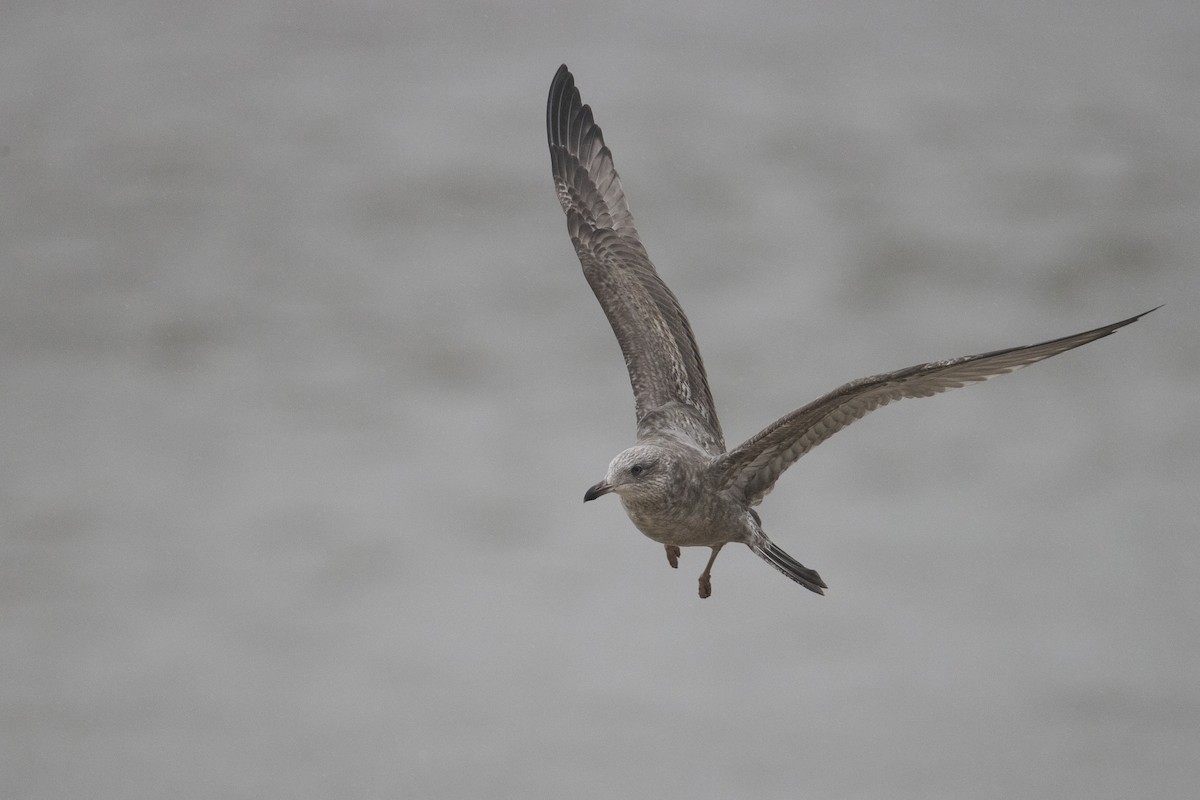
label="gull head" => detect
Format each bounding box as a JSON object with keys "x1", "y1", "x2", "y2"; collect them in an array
[{"x1": 583, "y1": 444, "x2": 672, "y2": 504}]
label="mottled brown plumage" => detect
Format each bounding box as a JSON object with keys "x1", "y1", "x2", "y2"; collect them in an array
[{"x1": 548, "y1": 64, "x2": 1155, "y2": 599}]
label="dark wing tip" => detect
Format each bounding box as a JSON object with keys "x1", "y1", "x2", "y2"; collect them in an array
[
  {"x1": 945, "y1": 304, "x2": 1162, "y2": 373},
  {"x1": 547, "y1": 64, "x2": 579, "y2": 152},
  {"x1": 1104, "y1": 304, "x2": 1161, "y2": 330},
  {"x1": 546, "y1": 64, "x2": 640, "y2": 242},
  {"x1": 1052, "y1": 304, "x2": 1161, "y2": 353}
]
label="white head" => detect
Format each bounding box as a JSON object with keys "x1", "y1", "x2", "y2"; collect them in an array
[{"x1": 583, "y1": 444, "x2": 672, "y2": 504}]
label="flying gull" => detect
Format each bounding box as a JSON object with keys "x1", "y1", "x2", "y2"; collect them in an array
[{"x1": 546, "y1": 64, "x2": 1155, "y2": 599}]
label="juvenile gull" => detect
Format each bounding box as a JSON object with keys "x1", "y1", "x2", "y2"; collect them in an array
[{"x1": 546, "y1": 64, "x2": 1156, "y2": 599}]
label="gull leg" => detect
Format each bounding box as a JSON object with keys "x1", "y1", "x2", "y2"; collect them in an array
[
  {"x1": 665, "y1": 545, "x2": 680, "y2": 569},
  {"x1": 697, "y1": 543, "x2": 725, "y2": 599}
]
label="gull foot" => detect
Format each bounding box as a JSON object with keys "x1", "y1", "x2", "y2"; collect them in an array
[
  {"x1": 665, "y1": 545, "x2": 680, "y2": 569},
  {"x1": 698, "y1": 575, "x2": 712, "y2": 599}
]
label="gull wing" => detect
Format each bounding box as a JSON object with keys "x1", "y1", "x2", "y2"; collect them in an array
[
  {"x1": 547, "y1": 65, "x2": 725, "y2": 455},
  {"x1": 714, "y1": 308, "x2": 1158, "y2": 506}
]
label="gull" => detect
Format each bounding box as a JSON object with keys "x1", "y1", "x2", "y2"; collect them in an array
[{"x1": 546, "y1": 64, "x2": 1155, "y2": 599}]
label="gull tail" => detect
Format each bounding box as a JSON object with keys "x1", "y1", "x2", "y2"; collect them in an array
[{"x1": 750, "y1": 536, "x2": 827, "y2": 596}]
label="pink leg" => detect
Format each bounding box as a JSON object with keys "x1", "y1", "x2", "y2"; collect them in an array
[{"x1": 697, "y1": 543, "x2": 725, "y2": 599}]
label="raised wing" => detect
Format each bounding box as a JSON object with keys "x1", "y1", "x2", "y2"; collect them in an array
[
  {"x1": 547, "y1": 65, "x2": 724, "y2": 455},
  {"x1": 714, "y1": 308, "x2": 1158, "y2": 505}
]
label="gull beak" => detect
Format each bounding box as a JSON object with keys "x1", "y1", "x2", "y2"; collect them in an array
[{"x1": 583, "y1": 480, "x2": 614, "y2": 502}]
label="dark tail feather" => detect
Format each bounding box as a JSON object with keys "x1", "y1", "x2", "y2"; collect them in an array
[{"x1": 750, "y1": 537, "x2": 827, "y2": 595}]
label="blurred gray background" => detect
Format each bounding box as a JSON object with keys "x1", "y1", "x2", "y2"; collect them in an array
[{"x1": 2, "y1": 1, "x2": 1197, "y2": 798}]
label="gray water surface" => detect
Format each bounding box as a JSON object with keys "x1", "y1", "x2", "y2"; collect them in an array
[{"x1": 2, "y1": 1, "x2": 1197, "y2": 798}]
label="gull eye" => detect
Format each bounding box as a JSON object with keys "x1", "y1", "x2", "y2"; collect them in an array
[{"x1": 630, "y1": 464, "x2": 645, "y2": 477}]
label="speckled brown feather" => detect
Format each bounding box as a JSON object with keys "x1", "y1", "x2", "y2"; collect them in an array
[
  {"x1": 547, "y1": 65, "x2": 725, "y2": 456},
  {"x1": 714, "y1": 308, "x2": 1159, "y2": 506},
  {"x1": 548, "y1": 64, "x2": 1155, "y2": 599}
]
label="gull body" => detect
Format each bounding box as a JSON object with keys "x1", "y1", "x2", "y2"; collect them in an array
[{"x1": 546, "y1": 64, "x2": 1155, "y2": 599}]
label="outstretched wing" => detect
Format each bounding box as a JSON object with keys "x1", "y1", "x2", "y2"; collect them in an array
[
  {"x1": 714, "y1": 308, "x2": 1158, "y2": 506},
  {"x1": 547, "y1": 65, "x2": 724, "y2": 455}
]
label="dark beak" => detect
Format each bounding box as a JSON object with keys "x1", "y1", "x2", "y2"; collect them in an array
[{"x1": 583, "y1": 481, "x2": 614, "y2": 502}]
